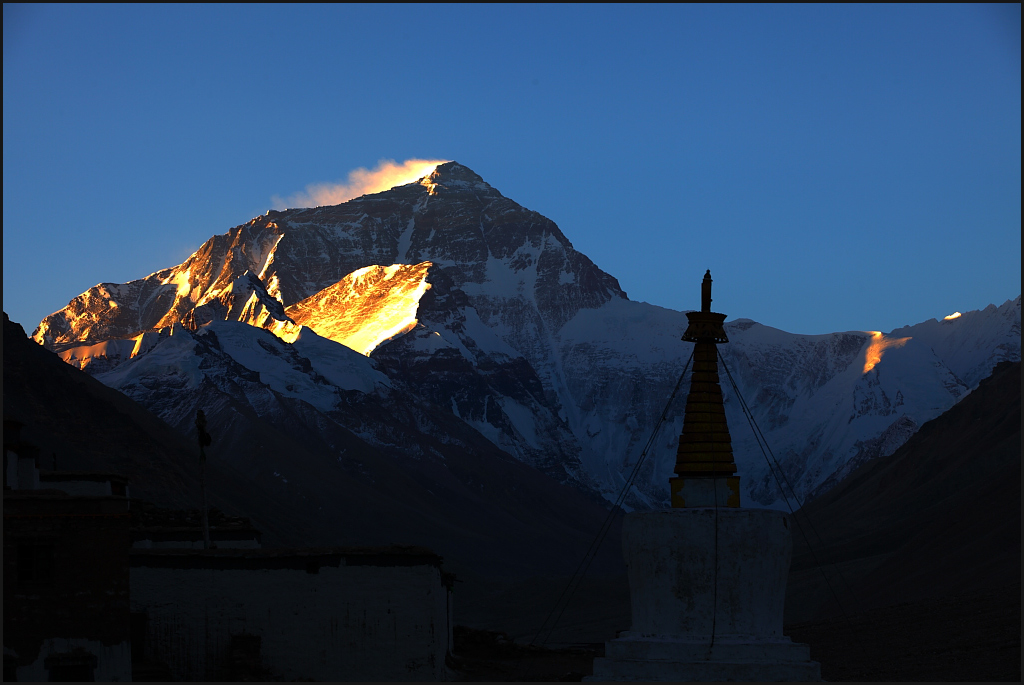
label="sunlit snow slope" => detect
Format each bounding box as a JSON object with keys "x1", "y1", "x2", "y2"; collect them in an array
[{"x1": 286, "y1": 262, "x2": 432, "y2": 356}]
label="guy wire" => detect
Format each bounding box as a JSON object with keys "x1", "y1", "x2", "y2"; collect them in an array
[
  {"x1": 516, "y1": 347, "x2": 696, "y2": 679},
  {"x1": 716, "y1": 348, "x2": 871, "y2": 658}
]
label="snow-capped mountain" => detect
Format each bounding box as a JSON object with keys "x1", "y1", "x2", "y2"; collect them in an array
[
  {"x1": 36, "y1": 162, "x2": 1022, "y2": 510},
  {"x1": 552, "y1": 294, "x2": 1019, "y2": 507}
]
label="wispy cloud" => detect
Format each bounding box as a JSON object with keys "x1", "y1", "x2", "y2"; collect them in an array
[{"x1": 273, "y1": 158, "x2": 449, "y2": 209}]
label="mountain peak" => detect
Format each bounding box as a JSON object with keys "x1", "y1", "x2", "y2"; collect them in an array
[
  {"x1": 427, "y1": 161, "x2": 484, "y2": 184},
  {"x1": 418, "y1": 161, "x2": 494, "y2": 195}
]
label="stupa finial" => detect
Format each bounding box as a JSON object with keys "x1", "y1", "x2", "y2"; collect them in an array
[{"x1": 701, "y1": 270, "x2": 712, "y2": 312}]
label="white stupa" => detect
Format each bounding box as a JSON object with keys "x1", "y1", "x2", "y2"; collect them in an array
[{"x1": 589, "y1": 272, "x2": 821, "y2": 682}]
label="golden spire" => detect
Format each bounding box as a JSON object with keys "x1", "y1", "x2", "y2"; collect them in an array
[{"x1": 671, "y1": 271, "x2": 741, "y2": 508}]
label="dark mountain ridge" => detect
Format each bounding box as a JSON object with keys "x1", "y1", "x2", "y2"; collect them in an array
[
  {"x1": 5, "y1": 311, "x2": 625, "y2": 580},
  {"x1": 5, "y1": 312, "x2": 201, "y2": 508},
  {"x1": 786, "y1": 359, "x2": 1021, "y2": 623}
]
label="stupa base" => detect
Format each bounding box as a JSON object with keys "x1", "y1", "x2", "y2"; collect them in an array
[{"x1": 586, "y1": 634, "x2": 821, "y2": 682}]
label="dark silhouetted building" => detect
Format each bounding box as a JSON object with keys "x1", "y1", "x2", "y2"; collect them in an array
[
  {"x1": 4, "y1": 421, "x2": 133, "y2": 682},
  {"x1": 5, "y1": 420, "x2": 455, "y2": 681}
]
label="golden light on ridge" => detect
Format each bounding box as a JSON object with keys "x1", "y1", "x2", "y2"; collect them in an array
[
  {"x1": 944, "y1": 312, "x2": 962, "y2": 320},
  {"x1": 862, "y1": 331, "x2": 912, "y2": 374}
]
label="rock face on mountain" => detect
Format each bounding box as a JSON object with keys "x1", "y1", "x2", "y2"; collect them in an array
[
  {"x1": 33, "y1": 162, "x2": 1022, "y2": 510},
  {"x1": 285, "y1": 261, "x2": 432, "y2": 354}
]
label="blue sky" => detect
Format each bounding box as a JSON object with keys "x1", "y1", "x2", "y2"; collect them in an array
[{"x1": 3, "y1": 4, "x2": 1020, "y2": 335}]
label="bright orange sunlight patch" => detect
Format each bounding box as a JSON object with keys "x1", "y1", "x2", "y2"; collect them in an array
[
  {"x1": 285, "y1": 262, "x2": 433, "y2": 356},
  {"x1": 862, "y1": 331, "x2": 912, "y2": 374},
  {"x1": 943, "y1": 312, "x2": 962, "y2": 320}
]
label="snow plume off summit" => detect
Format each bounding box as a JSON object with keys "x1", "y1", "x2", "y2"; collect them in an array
[
  {"x1": 273, "y1": 158, "x2": 450, "y2": 209},
  {"x1": 34, "y1": 161, "x2": 1022, "y2": 516}
]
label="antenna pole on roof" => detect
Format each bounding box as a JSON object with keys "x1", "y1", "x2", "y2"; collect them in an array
[{"x1": 195, "y1": 410, "x2": 213, "y2": 550}]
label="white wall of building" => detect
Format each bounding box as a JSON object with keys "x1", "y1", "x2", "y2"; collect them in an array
[{"x1": 131, "y1": 559, "x2": 452, "y2": 681}]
